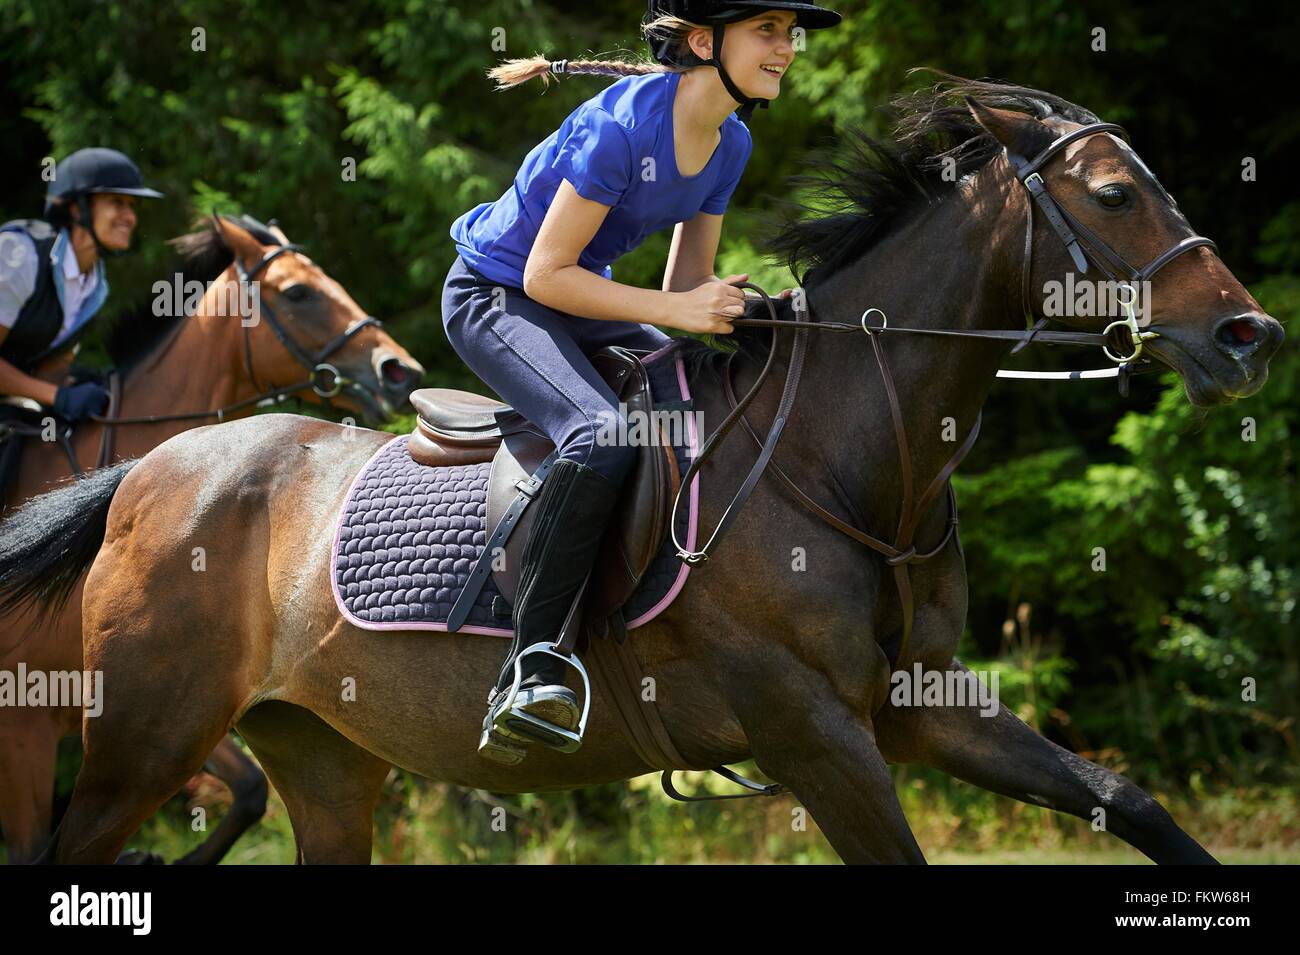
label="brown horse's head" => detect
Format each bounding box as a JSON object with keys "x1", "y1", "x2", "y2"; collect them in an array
[
  {"x1": 202, "y1": 215, "x2": 424, "y2": 422},
  {"x1": 968, "y1": 100, "x2": 1283, "y2": 407}
]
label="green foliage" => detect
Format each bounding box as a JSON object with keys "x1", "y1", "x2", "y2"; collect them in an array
[{"x1": 957, "y1": 275, "x2": 1298, "y2": 787}]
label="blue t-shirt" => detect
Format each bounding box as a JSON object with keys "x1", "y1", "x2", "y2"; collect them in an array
[{"x1": 450, "y1": 69, "x2": 753, "y2": 288}]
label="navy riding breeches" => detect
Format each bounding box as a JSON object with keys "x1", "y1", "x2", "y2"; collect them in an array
[{"x1": 440, "y1": 255, "x2": 671, "y2": 485}]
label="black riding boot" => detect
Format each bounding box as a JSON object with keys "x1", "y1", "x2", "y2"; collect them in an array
[{"x1": 478, "y1": 459, "x2": 619, "y2": 762}]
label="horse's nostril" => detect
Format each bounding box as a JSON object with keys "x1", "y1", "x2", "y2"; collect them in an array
[
  {"x1": 1226, "y1": 320, "x2": 1256, "y2": 344},
  {"x1": 1215, "y1": 315, "x2": 1269, "y2": 353},
  {"x1": 380, "y1": 359, "x2": 408, "y2": 386}
]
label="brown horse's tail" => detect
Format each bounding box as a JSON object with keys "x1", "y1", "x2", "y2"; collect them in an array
[{"x1": 0, "y1": 458, "x2": 139, "y2": 625}]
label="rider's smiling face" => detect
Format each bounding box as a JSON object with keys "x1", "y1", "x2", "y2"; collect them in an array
[
  {"x1": 688, "y1": 10, "x2": 799, "y2": 102},
  {"x1": 88, "y1": 193, "x2": 139, "y2": 251},
  {"x1": 67, "y1": 193, "x2": 139, "y2": 253}
]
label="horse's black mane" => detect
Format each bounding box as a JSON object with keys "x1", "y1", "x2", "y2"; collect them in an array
[
  {"x1": 105, "y1": 214, "x2": 287, "y2": 372},
  {"x1": 680, "y1": 73, "x2": 1101, "y2": 379}
]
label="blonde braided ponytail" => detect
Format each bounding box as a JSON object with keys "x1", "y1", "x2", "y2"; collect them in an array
[
  {"x1": 487, "y1": 55, "x2": 669, "y2": 91},
  {"x1": 486, "y1": 14, "x2": 705, "y2": 91}
]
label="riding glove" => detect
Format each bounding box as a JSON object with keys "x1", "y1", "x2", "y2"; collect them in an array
[{"x1": 52, "y1": 381, "x2": 110, "y2": 421}]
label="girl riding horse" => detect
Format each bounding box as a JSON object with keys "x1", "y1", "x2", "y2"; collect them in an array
[{"x1": 442, "y1": 0, "x2": 841, "y2": 763}]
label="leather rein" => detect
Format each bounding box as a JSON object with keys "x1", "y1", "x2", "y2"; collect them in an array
[{"x1": 670, "y1": 122, "x2": 1218, "y2": 667}]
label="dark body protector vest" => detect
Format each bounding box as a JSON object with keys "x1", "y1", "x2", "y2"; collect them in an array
[{"x1": 0, "y1": 219, "x2": 89, "y2": 373}]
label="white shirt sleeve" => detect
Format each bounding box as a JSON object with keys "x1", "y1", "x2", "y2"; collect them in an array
[{"x1": 0, "y1": 232, "x2": 40, "y2": 330}]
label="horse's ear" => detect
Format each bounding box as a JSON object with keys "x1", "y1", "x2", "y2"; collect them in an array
[
  {"x1": 265, "y1": 218, "x2": 291, "y2": 246},
  {"x1": 966, "y1": 97, "x2": 1052, "y2": 160},
  {"x1": 208, "y1": 210, "x2": 265, "y2": 270}
]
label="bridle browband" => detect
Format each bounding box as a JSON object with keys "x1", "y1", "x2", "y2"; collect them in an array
[{"x1": 670, "y1": 121, "x2": 1221, "y2": 668}]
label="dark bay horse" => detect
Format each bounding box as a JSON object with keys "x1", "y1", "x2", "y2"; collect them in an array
[
  {"x1": 0, "y1": 214, "x2": 423, "y2": 863},
  {"x1": 3, "y1": 80, "x2": 1282, "y2": 863}
]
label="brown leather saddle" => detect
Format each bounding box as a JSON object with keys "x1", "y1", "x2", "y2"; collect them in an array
[{"x1": 406, "y1": 346, "x2": 680, "y2": 636}]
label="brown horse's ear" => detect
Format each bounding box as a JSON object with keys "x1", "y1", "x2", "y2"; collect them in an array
[
  {"x1": 208, "y1": 210, "x2": 226, "y2": 241},
  {"x1": 966, "y1": 97, "x2": 1052, "y2": 160},
  {"x1": 265, "y1": 218, "x2": 291, "y2": 247},
  {"x1": 209, "y1": 211, "x2": 266, "y2": 272}
]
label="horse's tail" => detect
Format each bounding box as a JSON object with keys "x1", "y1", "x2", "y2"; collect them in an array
[{"x1": 0, "y1": 458, "x2": 139, "y2": 623}]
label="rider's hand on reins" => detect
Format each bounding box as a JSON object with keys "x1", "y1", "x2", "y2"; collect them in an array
[{"x1": 673, "y1": 273, "x2": 748, "y2": 335}]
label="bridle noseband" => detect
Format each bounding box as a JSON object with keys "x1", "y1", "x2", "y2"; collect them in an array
[
  {"x1": 670, "y1": 120, "x2": 1224, "y2": 669},
  {"x1": 234, "y1": 243, "x2": 382, "y2": 402}
]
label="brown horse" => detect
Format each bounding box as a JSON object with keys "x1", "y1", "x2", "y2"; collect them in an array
[
  {"x1": 5, "y1": 81, "x2": 1283, "y2": 863},
  {"x1": 0, "y1": 214, "x2": 424, "y2": 863}
]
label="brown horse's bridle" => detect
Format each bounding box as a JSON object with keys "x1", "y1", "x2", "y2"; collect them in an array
[
  {"x1": 671, "y1": 122, "x2": 1219, "y2": 668},
  {"x1": 34, "y1": 243, "x2": 384, "y2": 477},
  {"x1": 233, "y1": 243, "x2": 383, "y2": 403},
  {"x1": 1009, "y1": 122, "x2": 1217, "y2": 364}
]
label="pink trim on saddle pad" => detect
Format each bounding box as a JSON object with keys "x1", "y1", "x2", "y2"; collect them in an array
[{"x1": 328, "y1": 351, "x2": 699, "y2": 636}]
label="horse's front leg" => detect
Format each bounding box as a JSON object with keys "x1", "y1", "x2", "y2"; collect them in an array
[
  {"x1": 875, "y1": 660, "x2": 1217, "y2": 864},
  {"x1": 732, "y1": 668, "x2": 925, "y2": 864}
]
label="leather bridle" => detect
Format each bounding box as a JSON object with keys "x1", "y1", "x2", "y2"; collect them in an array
[
  {"x1": 1009, "y1": 122, "x2": 1217, "y2": 366},
  {"x1": 233, "y1": 243, "x2": 382, "y2": 403},
  {"x1": 87, "y1": 243, "x2": 384, "y2": 433},
  {"x1": 670, "y1": 121, "x2": 1221, "y2": 667},
  {"x1": 24, "y1": 241, "x2": 389, "y2": 478}
]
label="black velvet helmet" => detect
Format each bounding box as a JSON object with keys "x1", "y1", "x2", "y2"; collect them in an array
[
  {"x1": 43, "y1": 148, "x2": 163, "y2": 256},
  {"x1": 45, "y1": 148, "x2": 164, "y2": 208}
]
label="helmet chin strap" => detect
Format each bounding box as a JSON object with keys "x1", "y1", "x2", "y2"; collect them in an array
[
  {"x1": 708, "y1": 23, "x2": 769, "y2": 123},
  {"x1": 74, "y1": 194, "x2": 126, "y2": 260}
]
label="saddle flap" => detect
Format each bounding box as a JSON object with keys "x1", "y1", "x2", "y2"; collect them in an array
[
  {"x1": 485, "y1": 427, "x2": 554, "y2": 601},
  {"x1": 587, "y1": 349, "x2": 676, "y2": 620}
]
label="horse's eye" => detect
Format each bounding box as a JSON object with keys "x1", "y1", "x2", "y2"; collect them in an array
[
  {"x1": 282, "y1": 284, "x2": 312, "y2": 302},
  {"x1": 1095, "y1": 185, "x2": 1128, "y2": 209}
]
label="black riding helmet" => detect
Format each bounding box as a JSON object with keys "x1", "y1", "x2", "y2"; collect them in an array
[
  {"x1": 43, "y1": 147, "x2": 164, "y2": 258},
  {"x1": 644, "y1": 1, "x2": 841, "y2": 122}
]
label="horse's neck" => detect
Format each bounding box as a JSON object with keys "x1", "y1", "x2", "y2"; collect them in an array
[
  {"x1": 106, "y1": 275, "x2": 264, "y2": 457},
  {"x1": 746, "y1": 181, "x2": 1020, "y2": 543}
]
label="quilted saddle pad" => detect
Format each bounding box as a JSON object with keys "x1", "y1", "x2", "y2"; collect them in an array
[{"x1": 330, "y1": 343, "x2": 700, "y2": 637}]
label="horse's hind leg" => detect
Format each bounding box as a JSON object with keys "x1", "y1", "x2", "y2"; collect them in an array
[
  {"x1": 48, "y1": 597, "x2": 242, "y2": 862},
  {"x1": 236, "y1": 701, "x2": 391, "y2": 864},
  {"x1": 0, "y1": 710, "x2": 64, "y2": 863},
  {"x1": 172, "y1": 735, "x2": 269, "y2": 865},
  {"x1": 875, "y1": 660, "x2": 1217, "y2": 864},
  {"x1": 49, "y1": 698, "x2": 234, "y2": 864}
]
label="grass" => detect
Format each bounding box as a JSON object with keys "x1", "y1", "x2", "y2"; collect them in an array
[{"x1": 36, "y1": 757, "x2": 1293, "y2": 865}]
